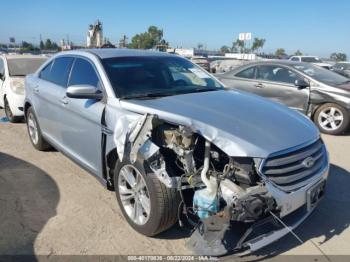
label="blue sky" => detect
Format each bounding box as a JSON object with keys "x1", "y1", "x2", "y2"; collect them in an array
[{"x1": 0, "y1": 0, "x2": 349, "y2": 57}]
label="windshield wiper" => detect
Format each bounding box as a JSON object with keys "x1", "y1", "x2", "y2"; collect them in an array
[
  {"x1": 191, "y1": 87, "x2": 222, "y2": 93},
  {"x1": 122, "y1": 92, "x2": 175, "y2": 100},
  {"x1": 122, "y1": 88, "x2": 222, "y2": 100}
]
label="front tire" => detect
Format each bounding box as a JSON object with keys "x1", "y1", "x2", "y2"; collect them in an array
[
  {"x1": 26, "y1": 107, "x2": 51, "y2": 150},
  {"x1": 314, "y1": 103, "x2": 349, "y2": 135},
  {"x1": 4, "y1": 97, "x2": 22, "y2": 123},
  {"x1": 114, "y1": 158, "x2": 180, "y2": 236}
]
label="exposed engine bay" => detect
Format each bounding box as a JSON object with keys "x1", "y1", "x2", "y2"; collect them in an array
[
  {"x1": 114, "y1": 113, "x2": 326, "y2": 256},
  {"x1": 115, "y1": 113, "x2": 281, "y2": 255}
]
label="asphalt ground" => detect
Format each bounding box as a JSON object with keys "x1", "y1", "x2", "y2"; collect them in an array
[{"x1": 0, "y1": 109, "x2": 349, "y2": 261}]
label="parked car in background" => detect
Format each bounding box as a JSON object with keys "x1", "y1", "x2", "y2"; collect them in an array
[
  {"x1": 0, "y1": 54, "x2": 47, "y2": 122},
  {"x1": 289, "y1": 56, "x2": 333, "y2": 69},
  {"x1": 332, "y1": 62, "x2": 350, "y2": 78},
  {"x1": 25, "y1": 49, "x2": 328, "y2": 255},
  {"x1": 210, "y1": 59, "x2": 249, "y2": 74},
  {"x1": 190, "y1": 56, "x2": 210, "y2": 71},
  {"x1": 217, "y1": 60, "x2": 350, "y2": 135}
]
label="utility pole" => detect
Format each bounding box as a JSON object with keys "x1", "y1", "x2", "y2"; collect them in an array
[{"x1": 40, "y1": 34, "x2": 42, "y2": 53}]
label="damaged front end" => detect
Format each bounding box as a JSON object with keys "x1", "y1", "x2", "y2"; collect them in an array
[{"x1": 113, "y1": 113, "x2": 328, "y2": 256}]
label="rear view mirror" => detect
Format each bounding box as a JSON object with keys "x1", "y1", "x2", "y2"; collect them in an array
[
  {"x1": 66, "y1": 85, "x2": 103, "y2": 100},
  {"x1": 295, "y1": 79, "x2": 309, "y2": 89}
]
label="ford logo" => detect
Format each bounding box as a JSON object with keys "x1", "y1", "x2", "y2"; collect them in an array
[{"x1": 303, "y1": 157, "x2": 315, "y2": 168}]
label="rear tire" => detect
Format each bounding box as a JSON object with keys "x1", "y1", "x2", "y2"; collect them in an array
[
  {"x1": 4, "y1": 97, "x2": 22, "y2": 123},
  {"x1": 314, "y1": 103, "x2": 349, "y2": 135},
  {"x1": 26, "y1": 107, "x2": 51, "y2": 150},
  {"x1": 114, "y1": 158, "x2": 180, "y2": 236}
]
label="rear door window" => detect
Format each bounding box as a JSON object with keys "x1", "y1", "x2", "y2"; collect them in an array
[
  {"x1": 257, "y1": 65, "x2": 301, "y2": 85},
  {"x1": 235, "y1": 66, "x2": 256, "y2": 79},
  {"x1": 68, "y1": 58, "x2": 101, "y2": 88},
  {"x1": 40, "y1": 57, "x2": 74, "y2": 87}
]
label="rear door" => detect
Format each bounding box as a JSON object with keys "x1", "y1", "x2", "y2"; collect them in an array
[
  {"x1": 34, "y1": 57, "x2": 74, "y2": 144},
  {"x1": 255, "y1": 64, "x2": 309, "y2": 113},
  {"x1": 220, "y1": 65, "x2": 260, "y2": 94},
  {"x1": 58, "y1": 57, "x2": 105, "y2": 176}
]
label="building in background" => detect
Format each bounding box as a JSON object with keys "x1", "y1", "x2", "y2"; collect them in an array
[{"x1": 87, "y1": 20, "x2": 103, "y2": 48}]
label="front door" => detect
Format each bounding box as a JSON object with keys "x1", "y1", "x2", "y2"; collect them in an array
[
  {"x1": 58, "y1": 57, "x2": 105, "y2": 176},
  {"x1": 255, "y1": 65, "x2": 310, "y2": 113}
]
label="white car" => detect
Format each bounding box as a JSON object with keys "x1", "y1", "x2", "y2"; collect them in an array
[
  {"x1": 289, "y1": 56, "x2": 332, "y2": 69},
  {"x1": 0, "y1": 54, "x2": 47, "y2": 122}
]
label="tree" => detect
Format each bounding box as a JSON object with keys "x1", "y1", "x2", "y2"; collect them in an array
[
  {"x1": 44, "y1": 39, "x2": 52, "y2": 50},
  {"x1": 220, "y1": 45, "x2": 231, "y2": 54},
  {"x1": 42, "y1": 39, "x2": 59, "y2": 50},
  {"x1": 251, "y1": 38, "x2": 266, "y2": 53},
  {"x1": 40, "y1": 40, "x2": 44, "y2": 50},
  {"x1": 294, "y1": 50, "x2": 303, "y2": 56},
  {"x1": 197, "y1": 43, "x2": 204, "y2": 50},
  {"x1": 20, "y1": 41, "x2": 39, "y2": 52},
  {"x1": 232, "y1": 39, "x2": 245, "y2": 53},
  {"x1": 275, "y1": 48, "x2": 287, "y2": 57},
  {"x1": 128, "y1": 26, "x2": 167, "y2": 50},
  {"x1": 330, "y1": 52, "x2": 347, "y2": 62}
]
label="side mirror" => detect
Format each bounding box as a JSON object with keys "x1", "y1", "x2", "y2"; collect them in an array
[
  {"x1": 66, "y1": 85, "x2": 103, "y2": 100},
  {"x1": 0, "y1": 72, "x2": 5, "y2": 81},
  {"x1": 295, "y1": 79, "x2": 309, "y2": 89}
]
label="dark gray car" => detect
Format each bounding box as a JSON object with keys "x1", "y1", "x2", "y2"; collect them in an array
[
  {"x1": 332, "y1": 62, "x2": 350, "y2": 78},
  {"x1": 218, "y1": 60, "x2": 350, "y2": 135}
]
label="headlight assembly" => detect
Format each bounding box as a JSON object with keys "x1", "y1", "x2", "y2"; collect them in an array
[{"x1": 10, "y1": 79, "x2": 25, "y2": 95}]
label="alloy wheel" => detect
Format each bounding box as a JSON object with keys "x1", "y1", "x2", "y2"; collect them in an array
[
  {"x1": 318, "y1": 107, "x2": 344, "y2": 131},
  {"x1": 118, "y1": 165, "x2": 151, "y2": 225},
  {"x1": 27, "y1": 112, "x2": 39, "y2": 145}
]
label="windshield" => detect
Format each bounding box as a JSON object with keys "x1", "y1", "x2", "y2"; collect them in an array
[
  {"x1": 8, "y1": 58, "x2": 47, "y2": 76},
  {"x1": 102, "y1": 56, "x2": 223, "y2": 99},
  {"x1": 301, "y1": 57, "x2": 322, "y2": 63},
  {"x1": 293, "y1": 63, "x2": 349, "y2": 86}
]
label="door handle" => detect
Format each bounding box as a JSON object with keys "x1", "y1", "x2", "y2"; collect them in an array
[
  {"x1": 34, "y1": 85, "x2": 39, "y2": 93},
  {"x1": 60, "y1": 97, "x2": 68, "y2": 105},
  {"x1": 255, "y1": 83, "x2": 264, "y2": 88}
]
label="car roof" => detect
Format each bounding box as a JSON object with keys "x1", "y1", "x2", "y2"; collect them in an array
[
  {"x1": 222, "y1": 60, "x2": 311, "y2": 76},
  {"x1": 62, "y1": 48, "x2": 176, "y2": 59},
  {"x1": 291, "y1": 55, "x2": 318, "y2": 58},
  {"x1": 233, "y1": 59, "x2": 308, "y2": 67}
]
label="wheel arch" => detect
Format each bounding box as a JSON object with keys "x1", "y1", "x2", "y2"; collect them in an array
[
  {"x1": 24, "y1": 101, "x2": 32, "y2": 120},
  {"x1": 310, "y1": 101, "x2": 348, "y2": 121},
  {"x1": 105, "y1": 147, "x2": 119, "y2": 191}
]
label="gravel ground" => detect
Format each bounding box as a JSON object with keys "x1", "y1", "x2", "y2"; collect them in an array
[{"x1": 0, "y1": 109, "x2": 349, "y2": 260}]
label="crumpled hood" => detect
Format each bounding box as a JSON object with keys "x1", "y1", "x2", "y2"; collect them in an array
[{"x1": 119, "y1": 90, "x2": 319, "y2": 158}]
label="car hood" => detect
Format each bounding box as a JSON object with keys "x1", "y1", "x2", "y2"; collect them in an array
[{"x1": 119, "y1": 90, "x2": 319, "y2": 158}]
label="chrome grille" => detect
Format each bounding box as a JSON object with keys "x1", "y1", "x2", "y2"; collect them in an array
[{"x1": 261, "y1": 139, "x2": 327, "y2": 192}]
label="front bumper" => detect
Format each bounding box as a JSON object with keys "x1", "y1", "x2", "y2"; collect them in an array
[
  {"x1": 6, "y1": 91, "x2": 25, "y2": 116},
  {"x1": 238, "y1": 165, "x2": 329, "y2": 254}
]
